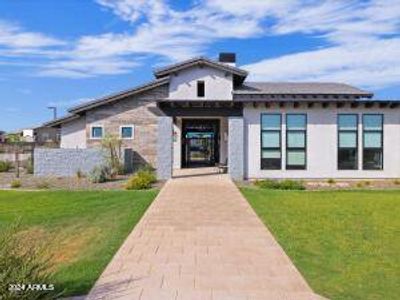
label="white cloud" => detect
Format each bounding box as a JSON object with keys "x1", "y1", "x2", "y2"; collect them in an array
[{"x1": 244, "y1": 38, "x2": 400, "y2": 89}]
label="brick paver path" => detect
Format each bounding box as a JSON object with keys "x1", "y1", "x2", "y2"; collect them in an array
[{"x1": 86, "y1": 173, "x2": 323, "y2": 300}]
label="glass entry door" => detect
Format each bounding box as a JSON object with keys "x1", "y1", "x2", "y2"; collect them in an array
[{"x1": 182, "y1": 119, "x2": 220, "y2": 167}]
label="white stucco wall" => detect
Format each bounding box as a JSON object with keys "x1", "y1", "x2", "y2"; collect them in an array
[
  {"x1": 60, "y1": 117, "x2": 87, "y2": 149},
  {"x1": 244, "y1": 103, "x2": 400, "y2": 179},
  {"x1": 168, "y1": 65, "x2": 233, "y2": 100}
]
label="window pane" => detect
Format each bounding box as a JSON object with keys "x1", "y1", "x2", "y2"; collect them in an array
[
  {"x1": 262, "y1": 150, "x2": 280, "y2": 159},
  {"x1": 261, "y1": 158, "x2": 281, "y2": 170},
  {"x1": 287, "y1": 132, "x2": 305, "y2": 148},
  {"x1": 339, "y1": 115, "x2": 357, "y2": 130},
  {"x1": 287, "y1": 150, "x2": 305, "y2": 166},
  {"x1": 287, "y1": 114, "x2": 306, "y2": 129},
  {"x1": 92, "y1": 127, "x2": 103, "y2": 138},
  {"x1": 363, "y1": 149, "x2": 383, "y2": 169},
  {"x1": 262, "y1": 132, "x2": 280, "y2": 148},
  {"x1": 339, "y1": 132, "x2": 357, "y2": 148},
  {"x1": 364, "y1": 115, "x2": 382, "y2": 130},
  {"x1": 121, "y1": 127, "x2": 133, "y2": 138},
  {"x1": 364, "y1": 132, "x2": 382, "y2": 148},
  {"x1": 261, "y1": 115, "x2": 281, "y2": 130},
  {"x1": 338, "y1": 148, "x2": 357, "y2": 169}
]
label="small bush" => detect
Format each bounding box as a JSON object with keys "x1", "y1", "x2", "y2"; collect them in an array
[
  {"x1": 125, "y1": 169, "x2": 156, "y2": 190},
  {"x1": 36, "y1": 180, "x2": 50, "y2": 189},
  {"x1": 11, "y1": 179, "x2": 21, "y2": 189},
  {"x1": 88, "y1": 165, "x2": 110, "y2": 183},
  {"x1": 0, "y1": 222, "x2": 62, "y2": 300},
  {"x1": 327, "y1": 178, "x2": 336, "y2": 184},
  {"x1": 255, "y1": 179, "x2": 305, "y2": 190},
  {"x1": 0, "y1": 160, "x2": 12, "y2": 172},
  {"x1": 393, "y1": 179, "x2": 400, "y2": 185},
  {"x1": 364, "y1": 180, "x2": 371, "y2": 186},
  {"x1": 356, "y1": 181, "x2": 364, "y2": 188}
]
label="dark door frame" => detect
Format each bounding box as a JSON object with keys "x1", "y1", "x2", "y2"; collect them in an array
[{"x1": 181, "y1": 119, "x2": 220, "y2": 168}]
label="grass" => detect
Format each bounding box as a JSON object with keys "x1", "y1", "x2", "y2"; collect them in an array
[
  {"x1": 241, "y1": 187, "x2": 400, "y2": 300},
  {"x1": 0, "y1": 190, "x2": 158, "y2": 296}
]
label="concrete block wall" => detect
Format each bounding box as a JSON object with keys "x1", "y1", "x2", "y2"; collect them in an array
[
  {"x1": 34, "y1": 148, "x2": 106, "y2": 177},
  {"x1": 228, "y1": 117, "x2": 244, "y2": 180}
]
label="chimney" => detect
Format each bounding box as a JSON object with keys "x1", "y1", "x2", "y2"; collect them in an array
[{"x1": 218, "y1": 52, "x2": 236, "y2": 66}]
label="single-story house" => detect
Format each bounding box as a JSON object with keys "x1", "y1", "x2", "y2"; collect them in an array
[{"x1": 42, "y1": 53, "x2": 400, "y2": 180}]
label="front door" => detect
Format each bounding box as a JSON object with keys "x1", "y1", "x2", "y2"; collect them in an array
[{"x1": 182, "y1": 119, "x2": 220, "y2": 168}]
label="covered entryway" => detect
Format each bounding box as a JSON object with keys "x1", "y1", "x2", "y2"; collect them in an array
[{"x1": 182, "y1": 119, "x2": 220, "y2": 168}]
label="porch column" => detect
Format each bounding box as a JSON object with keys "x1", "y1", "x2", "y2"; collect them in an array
[
  {"x1": 228, "y1": 116, "x2": 244, "y2": 180},
  {"x1": 157, "y1": 116, "x2": 173, "y2": 180}
]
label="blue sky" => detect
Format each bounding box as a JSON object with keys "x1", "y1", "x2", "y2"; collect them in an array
[{"x1": 0, "y1": 0, "x2": 399, "y2": 132}]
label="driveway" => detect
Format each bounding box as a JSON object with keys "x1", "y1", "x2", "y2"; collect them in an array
[{"x1": 86, "y1": 172, "x2": 322, "y2": 300}]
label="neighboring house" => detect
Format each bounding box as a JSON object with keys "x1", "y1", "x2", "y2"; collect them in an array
[
  {"x1": 43, "y1": 53, "x2": 400, "y2": 180},
  {"x1": 33, "y1": 126, "x2": 60, "y2": 144}
]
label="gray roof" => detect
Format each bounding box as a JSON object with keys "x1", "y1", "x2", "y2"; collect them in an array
[
  {"x1": 154, "y1": 57, "x2": 248, "y2": 78},
  {"x1": 42, "y1": 114, "x2": 80, "y2": 127},
  {"x1": 234, "y1": 82, "x2": 373, "y2": 97},
  {"x1": 68, "y1": 76, "x2": 169, "y2": 114}
]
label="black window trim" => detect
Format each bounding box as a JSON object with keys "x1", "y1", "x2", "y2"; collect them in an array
[
  {"x1": 197, "y1": 80, "x2": 205, "y2": 98},
  {"x1": 260, "y1": 113, "x2": 282, "y2": 170},
  {"x1": 337, "y1": 114, "x2": 358, "y2": 170},
  {"x1": 286, "y1": 113, "x2": 307, "y2": 170},
  {"x1": 362, "y1": 113, "x2": 384, "y2": 170}
]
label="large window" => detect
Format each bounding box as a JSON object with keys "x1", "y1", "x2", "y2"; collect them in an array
[
  {"x1": 286, "y1": 114, "x2": 307, "y2": 169},
  {"x1": 363, "y1": 114, "x2": 383, "y2": 170},
  {"x1": 338, "y1": 114, "x2": 358, "y2": 170},
  {"x1": 261, "y1": 114, "x2": 281, "y2": 170}
]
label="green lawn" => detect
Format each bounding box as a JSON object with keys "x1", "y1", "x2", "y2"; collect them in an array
[
  {"x1": 0, "y1": 190, "x2": 158, "y2": 296},
  {"x1": 241, "y1": 188, "x2": 400, "y2": 300}
]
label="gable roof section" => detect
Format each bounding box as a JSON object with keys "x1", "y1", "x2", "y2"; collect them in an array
[
  {"x1": 154, "y1": 56, "x2": 248, "y2": 79},
  {"x1": 42, "y1": 114, "x2": 80, "y2": 127},
  {"x1": 68, "y1": 76, "x2": 169, "y2": 114},
  {"x1": 234, "y1": 82, "x2": 373, "y2": 97}
]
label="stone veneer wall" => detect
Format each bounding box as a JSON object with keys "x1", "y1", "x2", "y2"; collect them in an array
[
  {"x1": 85, "y1": 84, "x2": 168, "y2": 169},
  {"x1": 228, "y1": 117, "x2": 244, "y2": 180},
  {"x1": 34, "y1": 148, "x2": 106, "y2": 177}
]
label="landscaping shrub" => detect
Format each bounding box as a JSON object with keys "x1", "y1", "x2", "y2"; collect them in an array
[
  {"x1": 0, "y1": 160, "x2": 12, "y2": 172},
  {"x1": 76, "y1": 169, "x2": 85, "y2": 179},
  {"x1": 88, "y1": 165, "x2": 110, "y2": 183},
  {"x1": 0, "y1": 222, "x2": 62, "y2": 299},
  {"x1": 36, "y1": 180, "x2": 50, "y2": 189},
  {"x1": 255, "y1": 179, "x2": 305, "y2": 190},
  {"x1": 393, "y1": 179, "x2": 400, "y2": 185},
  {"x1": 125, "y1": 169, "x2": 156, "y2": 190},
  {"x1": 327, "y1": 178, "x2": 336, "y2": 184},
  {"x1": 10, "y1": 179, "x2": 21, "y2": 189}
]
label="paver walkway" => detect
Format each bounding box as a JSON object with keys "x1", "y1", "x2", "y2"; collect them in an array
[{"x1": 86, "y1": 173, "x2": 323, "y2": 300}]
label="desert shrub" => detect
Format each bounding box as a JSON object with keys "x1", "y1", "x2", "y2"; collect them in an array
[
  {"x1": 0, "y1": 160, "x2": 12, "y2": 172},
  {"x1": 101, "y1": 134, "x2": 124, "y2": 177},
  {"x1": 356, "y1": 181, "x2": 365, "y2": 188},
  {"x1": 125, "y1": 169, "x2": 156, "y2": 190},
  {"x1": 88, "y1": 165, "x2": 110, "y2": 183},
  {"x1": 393, "y1": 179, "x2": 400, "y2": 185},
  {"x1": 327, "y1": 178, "x2": 336, "y2": 184},
  {"x1": 255, "y1": 179, "x2": 305, "y2": 190},
  {"x1": 11, "y1": 179, "x2": 21, "y2": 189},
  {"x1": 0, "y1": 222, "x2": 62, "y2": 300},
  {"x1": 36, "y1": 180, "x2": 50, "y2": 189}
]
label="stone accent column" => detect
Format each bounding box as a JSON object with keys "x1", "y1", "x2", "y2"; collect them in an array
[
  {"x1": 157, "y1": 116, "x2": 173, "y2": 180},
  {"x1": 228, "y1": 117, "x2": 244, "y2": 180}
]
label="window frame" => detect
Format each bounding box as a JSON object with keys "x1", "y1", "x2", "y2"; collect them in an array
[
  {"x1": 362, "y1": 114, "x2": 384, "y2": 170},
  {"x1": 337, "y1": 114, "x2": 358, "y2": 170},
  {"x1": 260, "y1": 113, "x2": 282, "y2": 170},
  {"x1": 197, "y1": 80, "x2": 205, "y2": 97},
  {"x1": 90, "y1": 125, "x2": 104, "y2": 140},
  {"x1": 286, "y1": 113, "x2": 307, "y2": 170},
  {"x1": 120, "y1": 125, "x2": 135, "y2": 140}
]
